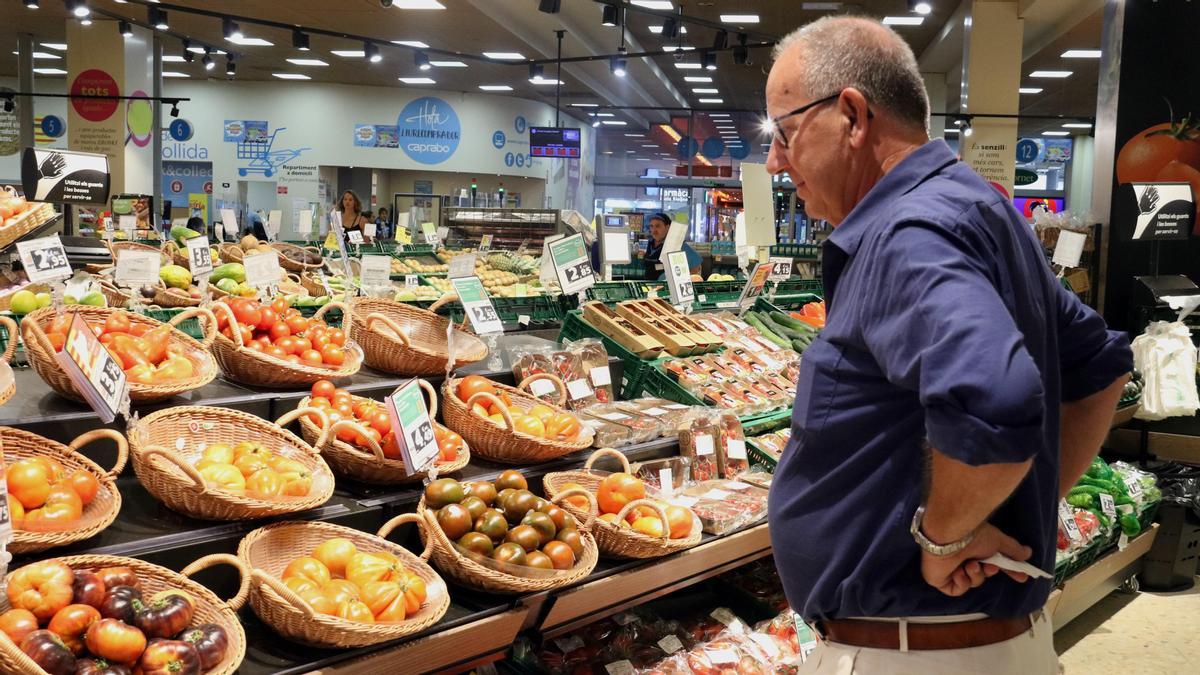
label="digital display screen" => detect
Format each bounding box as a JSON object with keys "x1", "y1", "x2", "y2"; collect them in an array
[{"x1": 530, "y1": 127, "x2": 581, "y2": 158}]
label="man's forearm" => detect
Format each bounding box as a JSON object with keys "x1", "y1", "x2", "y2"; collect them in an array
[
  {"x1": 1059, "y1": 375, "x2": 1130, "y2": 496},
  {"x1": 921, "y1": 448, "x2": 1032, "y2": 545}
]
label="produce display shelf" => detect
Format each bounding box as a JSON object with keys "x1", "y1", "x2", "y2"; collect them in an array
[
  {"x1": 1047, "y1": 524, "x2": 1159, "y2": 629},
  {"x1": 585, "y1": 281, "x2": 642, "y2": 304},
  {"x1": 771, "y1": 279, "x2": 824, "y2": 296}
]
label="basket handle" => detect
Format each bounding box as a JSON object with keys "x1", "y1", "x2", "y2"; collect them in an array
[
  {"x1": 169, "y1": 306, "x2": 219, "y2": 349},
  {"x1": 584, "y1": 448, "x2": 631, "y2": 474},
  {"x1": 377, "y1": 512, "x2": 436, "y2": 562},
  {"x1": 464, "y1": 391, "x2": 514, "y2": 432},
  {"x1": 208, "y1": 302, "x2": 245, "y2": 348},
  {"x1": 614, "y1": 498, "x2": 672, "y2": 541},
  {"x1": 251, "y1": 569, "x2": 316, "y2": 619},
  {"x1": 275, "y1": 406, "x2": 331, "y2": 453},
  {"x1": 326, "y1": 419, "x2": 386, "y2": 461},
  {"x1": 0, "y1": 315, "x2": 18, "y2": 364},
  {"x1": 69, "y1": 429, "x2": 129, "y2": 479},
  {"x1": 314, "y1": 300, "x2": 352, "y2": 329},
  {"x1": 285, "y1": 272, "x2": 302, "y2": 285},
  {"x1": 365, "y1": 312, "x2": 411, "y2": 347},
  {"x1": 181, "y1": 553, "x2": 251, "y2": 612},
  {"x1": 428, "y1": 293, "x2": 458, "y2": 313},
  {"x1": 551, "y1": 487, "x2": 598, "y2": 533},
  {"x1": 517, "y1": 373, "x2": 568, "y2": 408},
  {"x1": 417, "y1": 379, "x2": 439, "y2": 418},
  {"x1": 161, "y1": 240, "x2": 179, "y2": 256},
  {"x1": 143, "y1": 445, "x2": 207, "y2": 493},
  {"x1": 21, "y1": 310, "x2": 58, "y2": 358},
  {"x1": 304, "y1": 246, "x2": 322, "y2": 256}
]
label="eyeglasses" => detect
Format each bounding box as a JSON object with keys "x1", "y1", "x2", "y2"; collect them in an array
[{"x1": 767, "y1": 91, "x2": 873, "y2": 150}]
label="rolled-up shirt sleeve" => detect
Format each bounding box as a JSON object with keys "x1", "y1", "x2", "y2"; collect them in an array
[
  {"x1": 1056, "y1": 282, "x2": 1133, "y2": 401},
  {"x1": 861, "y1": 221, "x2": 1045, "y2": 466}
]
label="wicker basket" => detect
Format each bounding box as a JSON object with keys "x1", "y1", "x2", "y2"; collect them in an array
[
  {"x1": 152, "y1": 284, "x2": 202, "y2": 308},
  {"x1": 300, "y1": 272, "x2": 329, "y2": 298},
  {"x1": 237, "y1": 515, "x2": 450, "y2": 648},
  {"x1": 128, "y1": 406, "x2": 336, "y2": 520},
  {"x1": 347, "y1": 296, "x2": 487, "y2": 376},
  {"x1": 441, "y1": 374, "x2": 593, "y2": 464},
  {"x1": 297, "y1": 380, "x2": 470, "y2": 484},
  {"x1": 0, "y1": 553, "x2": 248, "y2": 675},
  {"x1": 417, "y1": 489, "x2": 599, "y2": 594},
  {"x1": 0, "y1": 194, "x2": 56, "y2": 251},
  {"x1": 21, "y1": 305, "x2": 219, "y2": 404},
  {"x1": 107, "y1": 240, "x2": 172, "y2": 265},
  {"x1": 273, "y1": 242, "x2": 325, "y2": 273},
  {"x1": 218, "y1": 242, "x2": 244, "y2": 264},
  {"x1": 209, "y1": 301, "x2": 362, "y2": 388},
  {"x1": 544, "y1": 449, "x2": 703, "y2": 559},
  {"x1": 0, "y1": 315, "x2": 17, "y2": 408},
  {"x1": 1, "y1": 427, "x2": 127, "y2": 555},
  {"x1": 98, "y1": 280, "x2": 132, "y2": 308},
  {"x1": 161, "y1": 239, "x2": 191, "y2": 267}
]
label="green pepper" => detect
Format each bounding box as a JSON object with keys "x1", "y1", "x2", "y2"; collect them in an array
[
  {"x1": 1119, "y1": 513, "x2": 1141, "y2": 536},
  {"x1": 1068, "y1": 485, "x2": 1107, "y2": 496},
  {"x1": 1077, "y1": 476, "x2": 1120, "y2": 493},
  {"x1": 1086, "y1": 508, "x2": 1112, "y2": 530},
  {"x1": 1066, "y1": 492, "x2": 1096, "y2": 509}
]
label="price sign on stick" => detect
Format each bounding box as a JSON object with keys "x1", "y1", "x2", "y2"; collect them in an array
[
  {"x1": 347, "y1": 230, "x2": 364, "y2": 246},
  {"x1": 360, "y1": 255, "x2": 391, "y2": 293},
  {"x1": 185, "y1": 235, "x2": 213, "y2": 277},
  {"x1": 452, "y1": 276, "x2": 503, "y2": 335},
  {"x1": 1058, "y1": 500, "x2": 1082, "y2": 543},
  {"x1": 479, "y1": 234, "x2": 493, "y2": 252},
  {"x1": 115, "y1": 249, "x2": 161, "y2": 287},
  {"x1": 768, "y1": 256, "x2": 793, "y2": 282},
  {"x1": 243, "y1": 252, "x2": 283, "y2": 289},
  {"x1": 448, "y1": 253, "x2": 476, "y2": 279},
  {"x1": 736, "y1": 262, "x2": 774, "y2": 309},
  {"x1": 421, "y1": 222, "x2": 438, "y2": 245},
  {"x1": 16, "y1": 235, "x2": 72, "y2": 283},
  {"x1": 219, "y1": 209, "x2": 239, "y2": 237},
  {"x1": 118, "y1": 214, "x2": 137, "y2": 240},
  {"x1": 267, "y1": 210, "x2": 282, "y2": 241},
  {"x1": 364, "y1": 222, "x2": 377, "y2": 239},
  {"x1": 386, "y1": 379, "x2": 441, "y2": 476},
  {"x1": 405, "y1": 274, "x2": 419, "y2": 289},
  {"x1": 1052, "y1": 230, "x2": 1087, "y2": 270},
  {"x1": 664, "y1": 250, "x2": 695, "y2": 306},
  {"x1": 549, "y1": 233, "x2": 596, "y2": 295},
  {"x1": 58, "y1": 312, "x2": 127, "y2": 423},
  {"x1": 298, "y1": 210, "x2": 313, "y2": 237}
]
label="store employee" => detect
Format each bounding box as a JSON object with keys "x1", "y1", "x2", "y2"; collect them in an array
[
  {"x1": 642, "y1": 212, "x2": 701, "y2": 280},
  {"x1": 764, "y1": 17, "x2": 1131, "y2": 673}
]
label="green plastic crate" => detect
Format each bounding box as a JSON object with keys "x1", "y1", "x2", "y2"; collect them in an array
[
  {"x1": 772, "y1": 279, "x2": 824, "y2": 296},
  {"x1": 635, "y1": 359, "x2": 706, "y2": 406},
  {"x1": 431, "y1": 294, "x2": 562, "y2": 326},
  {"x1": 137, "y1": 308, "x2": 205, "y2": 340},
  {"x1": 767, "y1": 293, "x2": 823, "y2": 311},
  {"x1": 693, "y1": 280, "x2": 744, "y2": 295},
  {"x1": 585, "y1": 281, "x2": 641, "y2": 304}
]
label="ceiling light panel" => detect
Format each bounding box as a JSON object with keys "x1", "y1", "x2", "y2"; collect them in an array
[
  {"x1": 649, "y1": 25, "x2": 687, "y2": 34},
  {"x1": 1061, "y1": 49, "x2": 1101, "y2": 58},
  {"x1": 227, "y1": 36, "x2": 273, "y2": 46},
  {"x1": 287, "y1": 58, "x2": 329, "y2": 66},
  {"x1": 631, "y1": 1, "x2": 674, "y2": 9},
  {"x1": 484, "y1": 52, "x2": 525, "y2": 60},
  {"x1": 1018, "y1": 87, "x2": 1042, "y2": 94},
  {"x1": 1030, "y1": 70, "x2": 1072, "y2": 78},
  {"x1": 391, "y1": 0, "x2": 446, "y2": 8},
  {"x1": 881, "y1": 16, "x2": 924, "y2": 26},
  {"x1": 162, "y1": 71, "x2": 189, "y2": 78},
  {"x1": 430, "y1": 60, "x2": 466, "y2": 67},
  {"x1": 331, "y1": 50, "x2": 364, "y2": 58},
  {"x1": 398, "y1": 77, "x2": 436, "y2": 84},
  {"x1": 720, "y1": 14, "x2": 760, "y2": 23},
  {"x1": 392, "y1": 40, "x2": 430, "y2": 48},
  {"x1": 479, "y1": 85, "x2": 512, "y2": 91}
]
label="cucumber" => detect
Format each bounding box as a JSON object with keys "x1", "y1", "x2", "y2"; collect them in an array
[
  {"x1": 771, "y1": 311, "x2": 817, "y2": 334},
  {"x1": 791, "y1": 339, "x2": 809, "y2": 353},
  {"x1": 745, "y1": 314, "x2": 791, "y2": 348},
  {"x1": 761, "y1": 313, "x2": 804, "y2": 341}
]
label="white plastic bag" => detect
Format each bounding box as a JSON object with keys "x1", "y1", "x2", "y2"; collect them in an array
[{"x1": 1132, "y1": 320, "x2": 1199, "y2": 420}]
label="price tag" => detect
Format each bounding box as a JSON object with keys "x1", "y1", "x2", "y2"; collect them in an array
[
  {"x1": 659, "y1": 467, "x2": 674, "y2": 497},
  {"x1": 1059, "y1": 500, "x2": 1082, "y2": 543},
  {"x1": 267, "y1": 210, "x2": 282, "y2": 241},
  {"x1": 298, "y1": 210, "x2": 313, "y2": 236},
  {"x1": 737, "y1": 262, "x2": 774, "y2": 308},
  {"x1": 703, "y1": 488, "x2": 731, "y2": 500},
  {"x1": 424, "y1": 232, "x2": 439, "y2": 245},
  {"x1": 219, "y1": 208, "x2": 239, "y2": 236},
  {"x1": 723, "y1": 480, "x2": 751, "y2": 491},
  {"x1": 16, "y1": 235, "x2": 72, "y2": 283},
  {"x1": 479, "y1": 234, "x2": 493, "y2": 252},
  {"x1": 385, "y1": 379, "x2": 440, "y2": 476},
  {"x1": 118, "y1": 214, "x2": 137, "y2": 239},
  {"x1": 243, "y1": 251, "x2": 283, "y2": 289},
  {"x1": 213, "y1": 221, "x2": 225, "y2": 242},
  {"x1": 58, "y1": 312, "x2": 127, "y2": 423},
  {"x1": 185, "y1": 236, "x2": 213, "y2": 277},
  {"x1": 657, "y1": 635, "x2": 683, "y2": 654},
  {"x1": 796, "y1": 619, "x2": 819, "y2": 663},
  {"x1": 671, "y1": 495, "x2": 699, "y2": 508},
  {"x1": 396, "y1": 228, "x2": 412, "y2": 244},
  {"x1": 554, "y1": 636, "x2": 584, "y2": 654},
  {"x1": 549, "y1": 233, "x2": 596, "y2": 295},
  {"x1": 695, "y1": 434, "x2": 715, "y2": 456},
  {"x1": 604, "y1": 661, "x2": 634, "y2": 675},
  {"x1": 664, "y1": 249, "x2": 694, "y2": 306},
  {"x1": 566, "y1": 378, "x2": 593, "y2": 401},
  {"x1": 590, "y1": 366, "x2": 612, "y2": 387},
  {"x1": 517, "y1": 314, "x2": 531, "y2": 326},
  {"x1": 710, "y1": 607, "x2": 738, "y2": 627},
  {"x1": 708, "y1": 649, "x2": 738, "y2": 665},
  {"x1": 437, "y1": 226, "x2": 449, "y2": 244},
  {"x1": 361, "y1": 255, "x2": 392, "y2": 291},
  {"x1": 598, "y1": 412, "x2": 630, "y2": 421},
  {"x1": 665, "y1": 403, "x2": 689, "y2": 410},
  {"x1": 405, "y1": 274, "x2": 419, "y2": 289},
  {"x1": 727, "y1": 439, "x2": 747, "y2": 460},
  {"x1": 115, "y1": 249, "x2": 161, "y2": 287},
  {"x1": 529, "y1": 378, "x2": 557, "y2": 398},
  {"x1": 514, "y1": 283, "x2": 528, "y2": 297},
  {"x1": 768, "y1": 256, "x2": 793, "y2": 282},
  {"x1": 448, "y1": 253, "x2": 476, "y2": 279},
  {"x1": 516, "y1": 238, "x2": 530, "y2": 256},
  {"x1": 0, "y1": 455, "x2": 13, "y2": 545},
  {"x1": 1123, "y1": 475, "x2": 1145, "y2": 499},
  {"x1": 347, "y1": 230, "x2": 364, "y2": 246},
  {"x1": 451, "y1": 276, "x2": 503, "y2": 335},
  {"x1": 642, "y1": 407, "x2": 667, "y2": 417},
  {"x1": 1100, "y1": 492, "x2": 1117, "y2": 519},
  {"x1": 364, "y1": 222, "x2": 377, "y2": 238},
  {"x1": 1052, "y1": 230, "x2": 1087, "y2": 269},
  {"x1": 750, "y1": 633, "x2": 781, "y2": 660}
]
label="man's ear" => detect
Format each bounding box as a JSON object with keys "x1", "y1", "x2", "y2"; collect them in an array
[{"x1": 839, "y1": 88, "x2": 871, "y2": 148}]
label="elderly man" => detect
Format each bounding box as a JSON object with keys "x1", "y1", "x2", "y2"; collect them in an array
[{"x1": 764, "y1": 16, "x2": 1131, "y2": 673}]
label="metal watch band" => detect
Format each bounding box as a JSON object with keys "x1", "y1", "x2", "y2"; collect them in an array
[{"x1": 910, "y1": 505, "x2": 976, "y2": 556}]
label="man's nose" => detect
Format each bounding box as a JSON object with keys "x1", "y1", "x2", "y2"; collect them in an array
[{"x1": 766, "y1": 141, "x2": 787, "y2": 176}]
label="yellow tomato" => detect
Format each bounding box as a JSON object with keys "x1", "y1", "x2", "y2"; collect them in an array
[
  {"x1": 312, "y1": 538, "x2": 358, "y2": 578},
  {"x1": 201, "y1": 443, "x2": 235, "y2": 464},
  {"x1": 246, "y1": 469, "x2": 284, "y2": 500},
  {"x1": 198, "y1": 463, "x2": 246, "y2": 495}
]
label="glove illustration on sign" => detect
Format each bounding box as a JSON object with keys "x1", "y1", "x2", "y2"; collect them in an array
[
  {"x1": 37, "y1": 152, "x2": 66, "y2": 180},
  {"x1": 1138, "y1": 185, "x2": 1160, "y2": 214}
]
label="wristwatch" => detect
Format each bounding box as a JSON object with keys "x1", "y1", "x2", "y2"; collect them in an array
[{"x1": 910, "y1": 505, "x2": 976, "y2": 557}]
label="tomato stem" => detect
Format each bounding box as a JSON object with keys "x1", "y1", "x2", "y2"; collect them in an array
[{"x1": 1145, "y1": 99, "x2": 1200, "y2": 140}]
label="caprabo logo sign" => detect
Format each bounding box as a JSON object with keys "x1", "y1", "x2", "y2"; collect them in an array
[{"x1": 397, "y1": 97, "x2": 460, "y2": 164}]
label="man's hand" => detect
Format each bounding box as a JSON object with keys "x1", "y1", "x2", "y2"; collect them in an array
[{"x1": 921, "y1": 523, "x2": 1033, "y2": 597}]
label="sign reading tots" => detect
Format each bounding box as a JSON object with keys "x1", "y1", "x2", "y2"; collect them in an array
[{"x1": 397, "y1": 97, "x2": 461, "y2": 164}]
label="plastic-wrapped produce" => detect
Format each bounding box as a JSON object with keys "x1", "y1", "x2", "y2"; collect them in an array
[
  {"x1": 631, "y1": 456, "x2": 694, "y2": 496},
  {"x1": 552, "y1": 348, "x2": 602, "y2": 410},
  {"x1": 678, "y1": 410, "x2": 721, "y2": 481},
  {"x1": 581, "y1": 415, "x2": 636, "y2": 448},
  {"x1": 509, "y1": 344, "x2": 558, "y2": 402},
  {"x1": 672, "y1": 479, "x2": 769, "y2": 534},
  {"x1": 566, "y1": 337, "x2": 615, "y2": 404},
  {"x1": 617, "y1": 398, "x2": 694, "y2": 429},
  {"x1": 716, "y1": 411, "x2": 749, "y2": 479},
  {"x1": 582, "y1": 403, "x2": 667, "y2": 443}
]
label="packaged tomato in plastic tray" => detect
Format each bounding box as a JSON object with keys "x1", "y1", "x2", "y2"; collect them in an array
[
  {"x1": 739, "y1": 468, "x2": 774, "y2": 491},
  {"x1": 581, "y1": 414, "x2": 636, "y2": 448},
  {"x1": 567, "y1": 336, "x2": 615, "y2": 404},
  {"x1": 678, "y1": 410, "x2": 721, "y2": 481},
  {"x1": 583, "y1": 403, "x2": 669, "y2": 442},
  {"x1": 631, "y1": 456, "x2": 694, "y2": 496},
  {"x1": 553, "y1": 348, "x2": 602, "y2": 410},
  {"x1": 618, "y1": 397, "x2": 695, "y2": 429},
  {"x1": 663, "y1": 358, "x2": 711, "y2": 390},
  {"x1": 509, "y1": 343, "x2": 558, "y2": 402},
  {"x1": 671, "y1": 479, "x2": 769, "y2": 535},
  {"x1": 716, "y1": 411, "x2": 749, "y2": 479}
]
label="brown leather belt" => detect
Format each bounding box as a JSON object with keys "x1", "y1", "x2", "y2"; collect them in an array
[{"x1": 816, "y1": 615, "x2": 1033, "y2": 651}]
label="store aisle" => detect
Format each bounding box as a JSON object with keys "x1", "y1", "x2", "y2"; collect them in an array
[{"x1": 1055, "y1": 579, "x2": 1200, "y2": 674}]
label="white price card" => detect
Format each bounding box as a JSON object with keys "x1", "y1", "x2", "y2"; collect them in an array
[
  {"x1": 664, "y1": 249, "x2": 695, "y2": 306},
  {"x1": 298, "y1": 210, "x2": 314, "y2": 236},
  {"x1": 219, "y1": 208, "x2": 239, "y2": 236},
  {"x1": 363, "y1": 222, "x2": 377, "y2": 238},
  {"x1": 0, "y1": 455, "x2": 13, "y2": 545},
  {"x1": 479, "y1": 234, "x2": 493, "y2": 252},
  {"x1": 695, "y1": 434, "x2": 715, "y2": 456},
  {"x1": 386, "y1": 378, "x2": 441, "y2": 476},
  {"x1": 1123, "y1": 475, "x2": 1145, "y2": 499},
  {"x1": 267, "y1": 210, "x2": 282, "y2": 241},
  {"x1": 641, "y1": 407, "x2": 667, "y2": 417},
  {"x1": 243, "y1": 251, "x2": 283, "y2": 289},
  {"x1": 1052, "y1": 230, "x2": 1087, "y2": 269},
  {"x1": 702, "y1": 488, "x2": 731, "y2": 500},
  {"x1": 405, "y1": 274, "x2": 419, "y2": 289},
  {"x1": 1100, "y1": 492, "x2": 1117, "y2": 519},
  {"x1": 657, "y1": 635, "x2": 683, "y2": 654},
  {"x1": 185, "y1": 235, "x2": 213, "y2": 277},
  {"x1": 604, "y1": 661, "x2": 634, "y2": 675},
  {"x1": 360, "y1": 255, "x2": 392, "y2": 291},
  {"x1": 708, "y1": 649, "x2": 738, "y2": 665},
  {"x1": 549, "y1": 232, "x2": 596, "y2": 295},
  {"x1": 58, "y1": 311, "x2": 127, "y2": 423},
  {"x1": 710, "y1": 607, "x2": 738, "y2": 627},
  {"x1": 529, "y1": 377, "x2": 557, "y2": 398},
  {"x1": 115, "y1": 249, "x2": 161, "y2": 287},
  {"x1": 212, "y1": 221, "x2": 225, "y2": 242},
  {"x1": 659, "y1": 467, "x2": 674, "y2": 497},
  {"x1": 1058, "y1": 499, "x2": 1082, "y2": 543},
  {"x1": 118, "y1": 214, "x2": 137, "y2": 238},
  {"x1": 347, "y1": 230, "x2": 364, "y2": 246},
  {"x1": 451, "y1": 276, "x2": 504, "y2": 335},
  {"x1": 448, "y1": 253, "x2": 476, "y2": 279},
  {"x1": 590, "y1": 366, "x2": 612, "y2": 387},
  {"x1": 598, "y1": 412, "x2": 629, "y2": 421},
  {"x1": 436, "y1": 226, "x2": 449, "y2": 244},
  {"x1": 566, "y1": 378, "x2": 593, "y2": 401},
  {"x1": 737, "y1": 262, "x2": 774, "y2": 308},
  {"x1": 727, "y1": 439, "x2": 748, "y2": 460},
  {"x1": 16, "y1": 235, "x2": 72, "y2": 283},
  {"x1": 749, "y1": 633, "x2": 781, "y2": 660},
  {"x1": 768, "y1": 256, "x2": 793, "y2": 282}
]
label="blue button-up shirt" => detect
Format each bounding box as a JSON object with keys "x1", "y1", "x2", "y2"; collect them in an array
[{"x1": 768, "y1": 140, "x2": 1132, "y2": 621}]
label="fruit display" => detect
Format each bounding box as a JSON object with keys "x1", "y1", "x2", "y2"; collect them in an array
[
  {"x1": 0, "y1": 560, "x2": 233, "y2": 674},
  {"x1": 616, "y1": 299, "x2": 720, "y2": 357},
  {"x1": 672, "y1": 479, "x2": 769, "y2": 536},
  {"x1": 237, "y1": 235, "x2": 276, "y2": 256},
  {"x1": 190, "y1": 440, "x2": 318, "y2": 500},
  {"x1": 4, "y1": 455, "x2": 101, "y2": 532},
  {"x1": 274, "y1": 243, "x2": 322, "y2": 268},
  {"x1": 391, "y1": 257, "x2": 447, "y2": 274},
  {"x1": 41, "y1": 311, "x2": 202, "y2": 386},
  {"x1": 484, "y1": 251, "x2": 539, "y2": 276},
  {"x1": 704, "y1": 273, "x2": 737, "y2": 282},
  {"x1": 422, "y1": 276, "x2": 453, "y2": 294},
  {"x1": 6, "y1": 289, "x2": 56, "y2": 315},
  {"x1": 742, "y1": 308, "x2": 819, "y2": 353},
  {"x1": 454, "y1": 375, "x2": 583, "y2": 443},
  {"x1": 745, "y1": 427, "x2": 791, "y2": 465},
  {"x1": 563, "y1": 471, "x2": 694, "y2": 541},
  {"x1": 213, "y1": 297, "x2": 350, "y2": 368},
  {"x1": 662, "y1": 351, "x2": 797, "y2": 414},
  {"x1": 0, "y1": 189, "x2": 37, "y2": 229},
  {"x1": 392, "y1": 285, "x2": 442, "y2": 302},
  {"x1": 1056, "y1": 457, "x2": 1162, "y2": 571}
]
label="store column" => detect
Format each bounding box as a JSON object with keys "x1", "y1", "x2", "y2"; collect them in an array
[
  {"x1": 959, "y1": 0, "x2": 1022, "y2": 196},
  {"x1": 65, "y1": 19, "x2": 156, "y2": 196}
]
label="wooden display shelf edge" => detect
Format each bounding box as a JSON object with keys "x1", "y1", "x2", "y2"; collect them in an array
[
  {"x1": 1110, "y1": 404, "x2": 1138, "y2": 429},
  {"x1": 1047, "y1": 524, "x2": 1159, "y2": 630},
  {"x1": 311, "y1": 607, "x2": 528, "y2": 675},
  {"x1": 539, "y1": 522, "x2": 772, "y2": 637}
]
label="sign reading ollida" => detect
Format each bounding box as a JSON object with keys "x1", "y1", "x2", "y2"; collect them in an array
[{"x1": 396, "y1": 97, "x2": 461, "y2": 165}]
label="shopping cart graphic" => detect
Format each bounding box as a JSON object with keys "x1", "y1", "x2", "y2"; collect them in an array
[{"x1": 237, "y1": 127, "x2": 309, "y2": 177}]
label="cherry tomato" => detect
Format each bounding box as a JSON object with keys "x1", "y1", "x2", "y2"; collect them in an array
[
  {"x1": 328, "y1": 329, "x2": 346, "y2": 346},
  {"x1": 286, "y1": 315, "x2": 309, "y2": 334},
  {"x1": 269, "y1": 322, "x2": 291, "y2": 341},
  {"x1": 301, "y1": 349, "x2": 324, "y2": 366},
  {"x1": 312, "y1": 380, "x2": 337, "y2": 400},
  {"x1": 321, "y1": 344, "x2": 346, "y2": 366}
]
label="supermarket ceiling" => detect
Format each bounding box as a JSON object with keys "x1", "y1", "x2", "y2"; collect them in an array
[{"x1": 3, "y1": 0, "x2": 1101, "y2": 135}]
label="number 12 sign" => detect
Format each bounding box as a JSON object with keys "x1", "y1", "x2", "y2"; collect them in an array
[{"x1": 386, "y1": 379, "x2": 440, "y2": 476}]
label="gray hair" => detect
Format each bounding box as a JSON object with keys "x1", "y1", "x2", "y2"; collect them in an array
[{"x1": 773, "y1": 16, "x2": 930, "y2": 132}]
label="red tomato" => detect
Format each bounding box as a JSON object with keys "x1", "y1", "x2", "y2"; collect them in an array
[
  {"x1": 269, "y1": 322, "x2": 291, "y2": 341},
  {"x1": 328, "y1": 329, "x2": 346, "y2": 346},
  {"x1": 238, "y1": 325, "x2": 254, "y2": 346},
  {"x1": 312, "y1": 380, "x2": 336, "y2": 400},
  {"x1": 230, "y1": 300, "x2": 261, "y2": 329},
  {"x1": 334, "y1": 401, "x2": 354, "y2": 418},
  {"x1": 292, "y1": 336, "x2": 313, "y2": 353},
  {"x1": 0, "y1": 609, "x2": 39, "y2": 644},
  {"x1": 286, "y1": 315, "x2": 309, "y2": 334},
  {"x1": 321, "y1": 344, "x2": 346, "y2": 366},
  {"x1": 247, "y1": 341, "x2": 265, "y2": 352},
  {"x1": 257, "y1": 308, "x2": 278, "y2": 332},
  {"x1": 270, "y1": 298, "x2": 289, "y2": 314},
  {"x1": 276, "y1": 336, "x2": 297, "y2": 355},
  {"x1": 301, "y1": 349, "x2": 324, "y2": 366},
  {"x1": 285, "y1": 354, "x2": 302, "y2": 364},
  {"x1": 67, "y1": 471, "x2": 100, "y2": 507},
  {"x1": 104, "y1": 314, "x2": 130, "y2": 335},
  {"x1": 266, "y1": 345, "x2": 288, "y2": 359},
  {"x1": 311, "y1": 332, "x2": 331, "y2": 349},
  {"x1": 368, "y1": 410, "x2": 392, "y2": 435}
]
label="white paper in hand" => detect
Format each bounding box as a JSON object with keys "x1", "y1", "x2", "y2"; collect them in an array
[{"x1": 979, "y1": 554, "x2": 1052, "y2": 579}]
